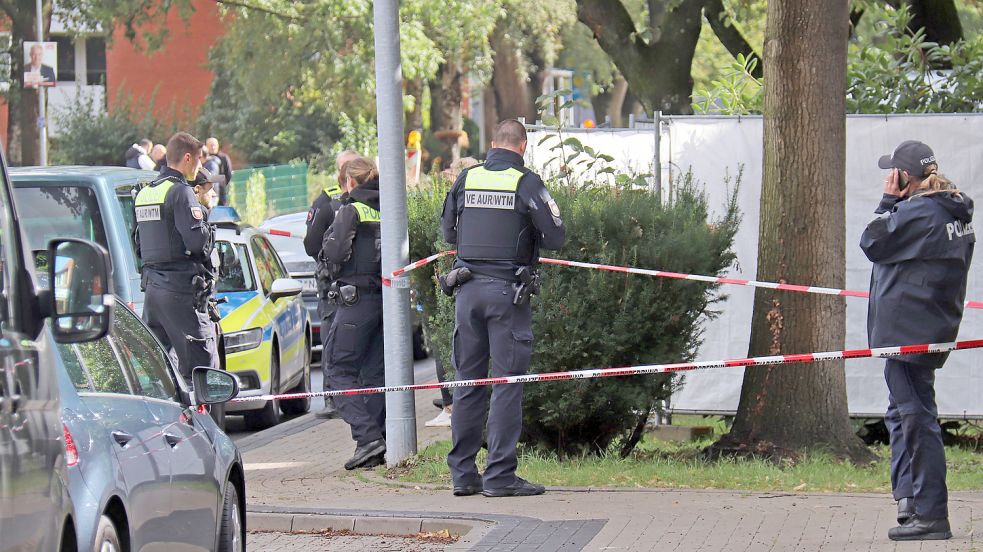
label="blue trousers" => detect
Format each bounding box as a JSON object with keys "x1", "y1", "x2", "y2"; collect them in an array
[
  {"x1": 447, "y1": 278, "x2": 533, "y2": 490},
  {"x1": 884, "y1": 358, "x2": 948, "y2": 520}
]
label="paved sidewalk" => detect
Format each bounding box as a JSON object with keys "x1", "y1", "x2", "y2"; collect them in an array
[{"x1": 242, "y1": 370, "x2": 983, "y2": 551}]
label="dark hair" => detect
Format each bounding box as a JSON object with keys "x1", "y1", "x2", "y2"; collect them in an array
[
  {"x1": 165, "y1": 132, "x2": 203, "y2": 167},
  {"x1": 344, "y1": 156, "x2": 379, "y2": 187},
  {"x1": 139, "y1": 138, "x2": 153, "y2": 150},
  {"x1": 492, "y1": 119, "x2": 527, "y2": 149}
]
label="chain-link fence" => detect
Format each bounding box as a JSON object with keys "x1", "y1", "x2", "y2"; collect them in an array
[{"x1": 227, "y1": 163, "x2": 308, "y2": 225}]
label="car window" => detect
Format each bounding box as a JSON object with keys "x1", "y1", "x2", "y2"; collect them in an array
[
  {"x1": 252, "y1": 236, "x2": 287, "y2": 295},
  {"x1": 12, "y1": 185, "x2": 109, "y2": 273},
  {"x1": 110, "y1": 303, "x2": 178, "y2": 401},
  {"x1": 216, "y1": 240, "x2": 255, "y2": 292},
  {"x1": 74, "y1": 337, "x2": 132, "y2": 394},
  {"x1": 0, "y1": 170, "x2": 13, "y2": 329},
  {"x1": 116, "y1": 185, "x2": 142, "y2": 273},
  {"x1": 57, "y1": 344, "x2": 95, "y2": 393}
]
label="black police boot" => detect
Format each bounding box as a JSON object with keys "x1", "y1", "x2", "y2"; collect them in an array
[
  {"x1": 897, "y1": 497, "x2": 915, "y2": 525},
  {"x1": 481, "y1": 477, "x2": 545, "y2": 498},
  {"x1": 432, "y1": 398, "x2": 445, "y2": 410},
  {"x1": 452, "y1": 477, "x2": 483, "y2": 497},
  {"x1": 344, "y1": 439, "x2": 386, "y2": 470},
  {"x1": 888, "y1": 515, "x2": 952, "y2": 541},
  {"x1": 315, "y1": 397, "x2": 340, "y2": 420}
]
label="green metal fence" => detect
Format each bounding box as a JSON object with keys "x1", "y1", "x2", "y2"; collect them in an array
[{"x1": 228, "y1": 163, "x2": 308, "y2": 223}]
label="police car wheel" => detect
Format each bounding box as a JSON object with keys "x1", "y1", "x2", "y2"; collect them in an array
[
  {"x1": 281, "y1": 337, "x2": 312, "y2": 415},
  {"x1": 244, "y1": 349, "x2": 282, "y2": 430},
  {"x1": 93, "y1": 515, "x2": 121, "y2": 552}
]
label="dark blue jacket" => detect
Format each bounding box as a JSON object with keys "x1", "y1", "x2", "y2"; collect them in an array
[{"x1": 861, "y1": 191, "x2": 975, "y2": 367}]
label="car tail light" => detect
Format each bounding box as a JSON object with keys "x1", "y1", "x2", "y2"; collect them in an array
[{"x1": 63, "y1": 424, "x2": 79, "y2": 467}]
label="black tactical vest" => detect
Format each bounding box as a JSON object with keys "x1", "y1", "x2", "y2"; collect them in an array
[
  {"x1": 135, "y1": 177, "x2": 187, "y2": 266},
  {"x1": 337, "y1": 202, "x2": 382, "y2": 279},
  {"x1": 456, "y1": 166, "x2": 534, "y2": 263}
]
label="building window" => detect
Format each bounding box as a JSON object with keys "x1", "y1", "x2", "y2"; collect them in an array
[
  {"x1": 86, "y1": 36, "x2": 106, "y2": 86},
  {"x1": 52, "y1": 35, "x2": 76, "y2": 82},
  {"x1": 0, "y1": 32, "x2": 10, "y2": 91}
]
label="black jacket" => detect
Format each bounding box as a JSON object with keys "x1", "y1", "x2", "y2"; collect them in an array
[
  {"x1": 440, "y1": 148, "x2": 566, "y2": 280},
  {"x1": 322, "y1": 178, "x2": 382, "y2": 289},
  {"x1": 861, "y1": 191, "x2": 976, "y2": 367},
  {"x1": 305, "y1": 191, "x2": 343, "y2": 259}
]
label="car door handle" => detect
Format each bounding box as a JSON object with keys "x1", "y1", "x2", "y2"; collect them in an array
[
  {"x1": 163, "y1": 433, "x2": 182, "y2": 448},
  {"x1": 111, "y1": 430, "x2": 134, "y2": 448}
]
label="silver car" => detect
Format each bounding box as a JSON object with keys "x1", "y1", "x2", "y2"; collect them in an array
[{"x1": 58, "y1": 299, "x2": 246, "y2": 551}]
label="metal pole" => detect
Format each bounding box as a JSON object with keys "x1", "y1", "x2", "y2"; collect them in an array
[
  {"x1": 373, "y1": 0, "x2": 417, "y2": 465},
  {"x1": 36, "y1": 0, "x2": 47, "y2": 166},
  {"x1": 653, "y1": 110, "x2": 661, "y2": 200}
]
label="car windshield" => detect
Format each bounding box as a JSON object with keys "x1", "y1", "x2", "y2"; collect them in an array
[
  {"x1": 216, "y1": 240, "x2": 255, "y2": 292},
  {"x1": 12, "y1": 185, "x2": 108, "y2": 277},
  {"x1": 116, "y1": 186, "x2": 142, "y2": 273}
]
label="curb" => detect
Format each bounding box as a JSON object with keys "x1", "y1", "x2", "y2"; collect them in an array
[{"x1": 247, "y1": 507, "x2": 497, "y2": 551}]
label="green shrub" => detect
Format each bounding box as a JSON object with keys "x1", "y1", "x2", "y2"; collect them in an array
[
  {"x1": 49, "y1": 90, "x2": 180, "y2": 166},
  {"x1": 229, "y1": 171, "x2": 268, "y2": 226},
  {"x1": 407, "y1": 172, "x2": 740, "y2": 457}
]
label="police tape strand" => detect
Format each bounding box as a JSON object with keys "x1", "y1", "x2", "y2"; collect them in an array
[
  {"x1": 255, "y1": 224, "x2": 983, "y2": 309},
  {"x1": 228, "y1": 338, "x2": 983, "y2": 403}
]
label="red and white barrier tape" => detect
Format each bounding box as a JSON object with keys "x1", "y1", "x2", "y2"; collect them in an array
[
  {"x1": 256, "y1": 228, "x2": 983, "y2": 310},
  {"x1": 229, "y1": 338, "x2": 983, "y2": 403}
]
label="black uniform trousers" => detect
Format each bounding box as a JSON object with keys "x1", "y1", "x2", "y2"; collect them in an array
[
  {"x1": 884, "y1": 358, "x2": 948, "y2": 520},
  {"x1": 143, "y1": 279, "x2": 219, "y2": 384},
  {"x1": 326, "y1": 291, "x2": 386, "y2": 446},
  {"x1": 318, "y1": 298, "x2": 338, "y2": 394},
  {"x1": 448, "y1": 277, "x2": 533, "y2": 490}
]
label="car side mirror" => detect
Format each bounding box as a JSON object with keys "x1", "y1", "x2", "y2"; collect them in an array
[
  {"x1": 192, "y1": 367, "x2": 240, "y2": 404},
  {"x1": 46, "y1": 238, "x2": 113, "y2": 344},
  {"x1": 269, "y1": 278, "x2": 303, "y2": 301}
]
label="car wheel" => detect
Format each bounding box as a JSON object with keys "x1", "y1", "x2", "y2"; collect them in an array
[
  {"x1": 280, "y1": 336, "x2": 311, "y2": 415},
  {"x1": 218, "y1": 483, "x2": 244, "y2": 552},
  {"x1": 93, "y1": 515, "x2": 121, "y2": 552},
  {"x1": 244, "y1": 349, "x2": 281, "y2": 430}
]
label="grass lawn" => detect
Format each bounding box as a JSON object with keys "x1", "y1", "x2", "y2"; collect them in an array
[{"x1": 384, "y1": 416, "x2": 983, "y2": 493}]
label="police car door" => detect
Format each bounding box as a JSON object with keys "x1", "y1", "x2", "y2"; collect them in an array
[{"x1": 252, "y1": 236, "x2": 304, "y2": 378}]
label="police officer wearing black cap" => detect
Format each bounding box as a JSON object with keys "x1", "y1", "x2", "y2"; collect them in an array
[
  {"x1": 862, "y1": 140, "x2": 975, "y2": 541},
  {"x1": 306, "y1": 150, "x2": 360, "y2": 420},
  {"x1": 321, "y1": 156, "x2": 387, "y2": 470},
  {"x1": 441, "y1": 119, "x2": 566, "y2": 497},
  {"x1": 135, "y1": 132, "x2": 220, "y2": 385}
]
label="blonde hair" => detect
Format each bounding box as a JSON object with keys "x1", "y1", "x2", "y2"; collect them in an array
[
  {"x1": 910, "y1": 163, "x2": 959, "y2": 197},
  {"x1": 344, "y1": 156, "x2": 379, "y2": 187}
]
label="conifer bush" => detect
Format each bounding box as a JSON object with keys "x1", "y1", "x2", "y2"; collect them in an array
[{"x1": 408, "y1": 173, "x2": 740, "y2": 456}]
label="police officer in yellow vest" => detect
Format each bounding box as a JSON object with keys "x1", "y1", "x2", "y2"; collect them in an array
[
  {"x1": 321, "y1": 156, "x2": 387, "y2": 470},
  {"x1": 305, "y1": 150, "x2": 360, "y2": 420},
  {"x1": 134, "y1": 132, "x2": 219, "y2": 385},
  {"x1": 441, "y1": 119, "x2": 566, "y2": 497}
]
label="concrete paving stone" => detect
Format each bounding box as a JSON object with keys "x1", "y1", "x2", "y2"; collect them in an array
[
  {"x1": 354, "y1": 516, "x2": 424, "y2": 535},
  {"x1": 290, "y1": 514, "x2": 356, "y2": 532}
]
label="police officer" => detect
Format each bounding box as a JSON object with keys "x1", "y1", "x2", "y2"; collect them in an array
[
  {"x1": 441, "y1": 119, "x2": 566, "y2": 497},
  {"x1": 306, "y1": 150, "x2": 360, "y2": 420},
  {"x1": 321, "y1": 156, "x2": 386, "y2": 469},
  {"x1": 135, "y1": 132, "x2": 220, "y2": 386},
  {"x1": 861, "y1": 141, "x2": 975, "y2": 541}
]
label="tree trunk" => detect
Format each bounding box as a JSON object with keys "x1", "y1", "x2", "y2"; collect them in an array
[
  {"x1": 489, "y1": 22, "x2": 535, "y2": 122},
  {"x1": 439, "y1": 60, "x2": 464, "y2": 163},
  {"x1": 708, "y1": 0, "x2": 872, "y2": 463},
  {"x1": 4, "y1": 0, "x2": 48, "y2": 166},
  {"x1": 405, "y1": 78, "x2": 424, "y2": 133},
  {"x1": 590, "y1": 77, "x2": 628, "y2": 128}
]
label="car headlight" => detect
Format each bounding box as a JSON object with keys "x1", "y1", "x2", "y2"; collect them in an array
[{"x1": 224, "y1": 328, "x2": 264, "y2": 354}]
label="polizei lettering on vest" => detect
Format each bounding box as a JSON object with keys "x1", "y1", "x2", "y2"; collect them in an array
[
  {"x1": 465, "y1": 190, "x2": 516, "y2": 210},
  {"x1": 946, "y1": 220, "x2": 975, "y2": 241}
]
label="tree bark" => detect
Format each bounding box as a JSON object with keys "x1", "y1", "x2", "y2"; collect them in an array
[
  {"x1": 707, "y1": 0, "x2": 872, "y2": 463},
  {"x1": 4, "y1": 0, "x2": 48, "y2": 166},
  {"x1": 489, "y1": 22, "x2": 535, "y2": 122},
  {"x1": 405, "y1": 78, "x2": 424, "y2": 133}
]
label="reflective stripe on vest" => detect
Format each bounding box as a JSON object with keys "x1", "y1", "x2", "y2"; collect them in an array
[
  {"x1": 464, "y1": 166, "x2": 523, "y2": 192},
  {"x1": 134, "y1": 179, "x2": 176, "y2": 223},
  {"x1": 352, "y1": 202, "x2": 381, "y2": 223},
  {"x1": 324, "y1": 183, "x2": 343, "y2": 197}
]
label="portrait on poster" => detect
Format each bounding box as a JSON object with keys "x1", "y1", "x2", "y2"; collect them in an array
[{"x1": 23, "y1": 41, "x2": 57, "y2": 88}]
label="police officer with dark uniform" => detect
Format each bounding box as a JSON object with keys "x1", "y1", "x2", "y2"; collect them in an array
[
  {"x1": 135, "y1": 132, "x2": 219, "y2": 385},
  {"x1": 441, "y1": 119, "x2": 566, "y2": 497},
  {"x1": 862, "y1": 141, "x2": 974, "y2": 541},
  {"x1": 306, "y1": 150, "x2": 360, "y2": 419},
  {"x1": 321, "y1": 156, "x2": 387, "y2": 470}
]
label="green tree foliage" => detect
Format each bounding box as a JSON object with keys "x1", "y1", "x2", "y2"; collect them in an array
[{"x1": 408, "y1": 174, "x2": 740, "y2": 456}]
